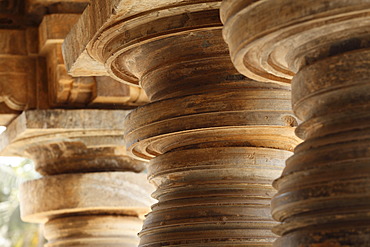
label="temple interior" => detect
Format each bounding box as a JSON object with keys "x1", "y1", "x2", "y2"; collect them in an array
[{"x1": 1, "y1": 0, "x2": 370, "y2": 246}]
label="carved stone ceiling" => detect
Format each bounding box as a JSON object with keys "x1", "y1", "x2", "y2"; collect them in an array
[
  {"x1": 0, "y1": 0, "x2": 89, "y2": 28},
  {"x1": 0, "y1": 0, "x2": 149, "y2": 127}
]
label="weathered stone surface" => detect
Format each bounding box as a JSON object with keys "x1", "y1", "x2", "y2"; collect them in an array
[
  {"x1": 1, "y1": 109, "x2": 155, "y2": 246},
  {"x1": 0, "y1": 8, "x2": 149, "y2": 126},
  {"x1": 221, "y1": 1, "x2": 370, "y2": 246},
  {"x1": 2, "y1": 0, "x2": 369, "y2": 246},
  {"x1": 62, "y1": 0, "x2": 221, "y2": 78},
  {"x1": 20, "y1": 172, "x2": 154, "y2": 223},
  {"x1": 39, "y1": 14, "x2": 81, "y2": 53},
  {"x1": 45, "y1": 43, "x2": 96, "y2": 106},
  {"x1": 66, "y1": 1, "x2": 301, "y2": 245},
  {"x1": 0, "y1": 29, "x2": 38, "y2": 114},
  {"x1": 90, "y1": 76, "x2": 149, "y2": 106},
  {"x1": 44, "y1": 216, "x2": 142, "y2": 247},
  {"x1": 0, "y1": 109, "x2": 145, "y2": 175},
  {"x1": 125, "y1": 88, "x2": 299, "y2": 160},
  {"x1": 39, "y1": 14, "x2": 149, "y2": 107},
  {"x1": 0, "y1": 27, "x2": 49, "y2": 125},
  {"x1": 221, "y1": 0, "x2": 370, "y2": 85},
  {"x1": 38, "y1": 14, "x2": 94, "y2": 106},
  {"x1": 139, "y1": 147, "x2": 292, "y2": 246},
  {"x1": 273, "y1": 49, "x2": 370, "y2": 247},
  {"x1": 126, "y1": 83, "x2": 299, "y2": 246},
  {"x1": 0, "y1": 109, "x2": 129, "y2": 152}
]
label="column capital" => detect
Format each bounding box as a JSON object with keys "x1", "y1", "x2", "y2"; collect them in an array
[
  {"x1": 221, "y1": 0, "x2": 370, "y2": 84},
  {"x1": 0, "y1": 109, "x2": 146, "y2": 174},
  {"x1": 63, "y1": 0, "x2": 222, "y2": 80}
]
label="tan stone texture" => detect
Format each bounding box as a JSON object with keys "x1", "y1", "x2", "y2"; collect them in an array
[
  {"x1": 0, "y1": 109, "x2": 154, "y2": 246},
  {"x1": 20, "y1": 172, "x2": 154, "y2": 223},
  {"x1": 63, "y1": 1, "x2": 301, "y2": 245},
  {"x1": 44, "y1": 216, "x2": 142, "y2": 247},
  {"x1": 2, "y1": 0, "x2": 369, "y2": 246},
  {"x1": 221, "y1": 0, "x2": 370, "y2": 246}
]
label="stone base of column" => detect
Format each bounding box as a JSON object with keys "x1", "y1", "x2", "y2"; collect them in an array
[{"x1": 44, "y1": 216, "x2": 142, "y2": 247}]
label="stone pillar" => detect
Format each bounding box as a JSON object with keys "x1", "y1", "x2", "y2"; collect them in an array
[
  {"x1": 0, "y1": 110, "x2": 155, "y2": 246},
  {"x1": 76, "y1": 1, "x2": 301, "y2": 245},
  {"x1": 221, "y1": 1, "x2": 370, "y2": 246}
]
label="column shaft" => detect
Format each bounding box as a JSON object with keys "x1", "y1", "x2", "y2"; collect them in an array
[
  {"x1": 273, "y1": 49, "x2": 370, "y2": 246},
  {"x1": 221, "y1": 1, "x2": 370, "y2": 245},
  {"x1": 63, "y1": 1, "x2": 301, "y2": 245},
  {"x1": 125, "y1": 83, "x2": 297, "y2": 246}
]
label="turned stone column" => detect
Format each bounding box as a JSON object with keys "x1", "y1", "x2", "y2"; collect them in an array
[
  {"x1": 222, "y1": 1, "x2": 370, "y2": 246},
  {"x1": 0, "y1": 110, "x2": 155, "y2": 246},
  {"x1": 84, "y1": 2, "x2": 300, "y2": 245}
]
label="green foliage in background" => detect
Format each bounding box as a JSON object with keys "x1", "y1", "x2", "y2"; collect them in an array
[{"x1": 0, "y1": 159, "x2": 43, "y2": 247}]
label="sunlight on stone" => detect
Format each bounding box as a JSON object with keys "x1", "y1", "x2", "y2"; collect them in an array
[{"x1": 0, "y1": 126, "x2": 29, "y2": 169}]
